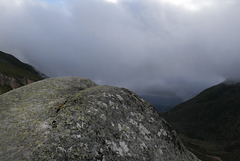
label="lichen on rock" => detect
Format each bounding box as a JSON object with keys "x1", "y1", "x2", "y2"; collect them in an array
[{"x1": 0, "y1": 77, "x2": 199, "y2": 161}]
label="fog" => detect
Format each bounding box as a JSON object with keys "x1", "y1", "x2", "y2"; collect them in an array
[{"x1": 1, "y1": 0, "x2": 240, "y2": 100}]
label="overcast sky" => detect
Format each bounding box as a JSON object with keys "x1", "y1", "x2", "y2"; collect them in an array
[{"x1": 0, "y1": 0, "x2": 240, "y2": 100}]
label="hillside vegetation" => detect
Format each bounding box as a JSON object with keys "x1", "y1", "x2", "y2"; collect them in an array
[
  {"x1": 163, "y1": 82, "x2": 240, "y2": 161},
  {"x1": 0, "y1": 51, "x2": 44, "y2": 94}
]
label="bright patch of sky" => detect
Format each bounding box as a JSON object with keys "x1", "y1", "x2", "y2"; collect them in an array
[
  {"x1": 160, "y1": 0, "x2": 215, "y2": 12},
  {"x1": 43, "y1": 0, "x2": 59, "y2": 3},
  {"x1": 104, "y1": 0, "x2": 119, "y2": 4},
  {"x1": 103, "y1": 0, "x2": 216, "y2": 12},
  {"x1": 42, "y1": 0, "x2": 219, "y2": 13}
]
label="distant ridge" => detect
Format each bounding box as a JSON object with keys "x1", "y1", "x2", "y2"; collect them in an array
[
  {"x1": 163, "y1": 81, "x2": 240, "y2": 161},
  {"x1": 0, "y1": 50, "x2": 45, "y2": 94}
]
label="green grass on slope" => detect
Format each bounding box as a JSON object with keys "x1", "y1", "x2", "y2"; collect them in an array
[
  {"x1": 0, "y1": 84, "x2": 12, "y2": 95},
  {"x1": 179, "y1": 134, "x2": 228, "y2": 161},
  {"x1": 0, "y1": 51, "x2": 40, "y2": 75},
  {"x1": 0, "y1": 61, "x2": 42, "y2": 81}
]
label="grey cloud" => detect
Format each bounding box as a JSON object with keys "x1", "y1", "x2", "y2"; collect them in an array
[{"x1": 0, "y1": 0, "x2": 240, "y2": 100}]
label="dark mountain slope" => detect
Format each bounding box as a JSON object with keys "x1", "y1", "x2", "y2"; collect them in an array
[
  {"x1": 0, "y1": 51, "x2": 42, "y2": 75},
  {"x1": 163, "y1": 81, "x2": 240, "y2": 161},
  {"x1": 0, "y1": 51, "x2": 44, "y2": 94}
]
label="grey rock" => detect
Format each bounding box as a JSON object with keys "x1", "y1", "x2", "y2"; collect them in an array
[{"x1": 0, "y1": 77, "x2": 199, "y2": 161}]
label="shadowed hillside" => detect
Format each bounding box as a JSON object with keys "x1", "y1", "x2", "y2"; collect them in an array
[
  {"x1": 0, "y1": 51, "x2": 44, "y2": 94},
  {"x1": 163, "y1": 81, "x2": 240, "y2": 161}
]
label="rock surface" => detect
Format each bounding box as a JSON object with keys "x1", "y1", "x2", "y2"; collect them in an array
[{"x1": 0, "y1": 77, "x2": 199, "y2": 161}]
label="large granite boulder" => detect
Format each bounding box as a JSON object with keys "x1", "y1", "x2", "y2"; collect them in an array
[{"x1": 0, "y1": 77, "x2": 199, "y2": 161}]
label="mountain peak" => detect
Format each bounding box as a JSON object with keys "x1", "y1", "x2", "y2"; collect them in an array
[{"x1": 223, "y1": 79, "x2": 240, "y2": 86}]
